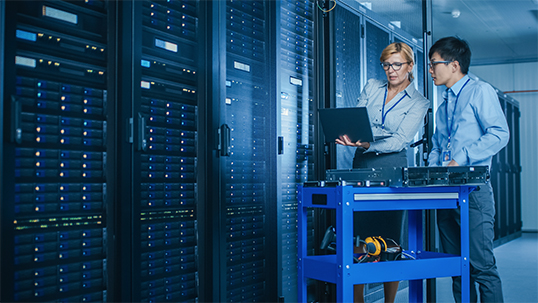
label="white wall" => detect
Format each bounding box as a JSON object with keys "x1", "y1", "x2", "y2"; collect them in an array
[{"x1": 470, "y1": 62, "x2": 538, "y2": 232}]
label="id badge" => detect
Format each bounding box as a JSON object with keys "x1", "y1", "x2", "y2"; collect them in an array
[{"x1": 442, "y1": 150, "x2": 452, "y2": 166}]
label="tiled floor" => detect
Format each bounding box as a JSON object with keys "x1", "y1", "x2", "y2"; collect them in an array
[{"x1": 379, "y1": 232, "x2": 538, "y2": 303}]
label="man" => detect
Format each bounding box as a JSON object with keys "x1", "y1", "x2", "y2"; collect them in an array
[{"x1": 427, "y1": 36, "x2": 509, "y2": 303}]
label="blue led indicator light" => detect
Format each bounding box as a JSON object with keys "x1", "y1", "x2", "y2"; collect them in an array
[{"x1": 16, "y1": 29, "x2": 37, "y2": 41}]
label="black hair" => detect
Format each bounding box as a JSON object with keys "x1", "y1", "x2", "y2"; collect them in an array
[{"x1": 429, "y1": 36, "x2": 471, "y2": 74}]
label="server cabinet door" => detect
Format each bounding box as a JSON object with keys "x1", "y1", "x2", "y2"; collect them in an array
[
  {"x1": 491, "y1": 97, "x2": 508, "y2": 241},
  {"x1": 213, "y1": 1, "x2": 278, "y2": 301},
  {"x1": 1, "y1": 1, "x2": 111, "y2": 302},
  {"x1": 505, "y1": 102, "x2": 516, "y2": 237},
  {"x1": 491, "y1": 96, "x2": 522, "y2": 243},
  {"x1": 127, "y1": 1, "x2": 202, "y2": 302},
  {"x1": 416, "y1": 48, "x2": 425, "y2": 96},
  {"x1": 364, "y1": 20, "x2": 390, "y2": 83},
  {"x1": 334, "y1": 5, "x2": 363, "y2": 169},
  {"x1": 511, "y1": 104, "x2": 522, "y2": 235},
  {"x1": 279, "y1": 0, "x2": 316, "y2": 301}
]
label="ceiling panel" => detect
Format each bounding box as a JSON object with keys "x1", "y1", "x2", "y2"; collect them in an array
[
  {"x1": 351, "y1": 0, "x2": 538, "y2": 65},
  {"x1": 432, "y1": 0, "x2": 538, "y2": 65}
]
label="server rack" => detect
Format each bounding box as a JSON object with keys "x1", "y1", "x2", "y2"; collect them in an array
[
  {"x1": 121, "y1": 1, "x2": 203, "y2": 302},
  {"x1": 1, "y1": 1, "x2": 112, "y2": 301},
  {"x1": 210, "y1": 0, "x2": 279, "y2": 301},
  {"x1": 490, "y1": 92, "x2": 522, "y2": 245},
  {"x1": 2, "y1": 1, "x2": 319, "y2": 302},
  {"x1": 278, "y1": 1, "x2": 316, "y2": 301}
]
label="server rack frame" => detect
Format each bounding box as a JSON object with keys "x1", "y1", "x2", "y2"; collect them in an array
[
  {"x1": 114, "y1": 1, "x2": 136, "y2": 301},
  {"x1": 274, "y1": 1, "x2": 283, "y2": 300},
  {"x1": 106, "y1": 2, "x2": 119, "y2": 301},
  {"x1": 0, "y1": 0, "x2": 15, "y2": 298},
  {"x1": 208, "y1": 2, "x2": 228, "y2": 301},
  {"x1": 204, "y1": 1, "x2": 223, "y2": 301},
  {"x1": 421, "y1": 1, "x2": 436, "y2": 301},
  {"x1": 196, "y1": 1, "x2": 211, "y2": 302}
]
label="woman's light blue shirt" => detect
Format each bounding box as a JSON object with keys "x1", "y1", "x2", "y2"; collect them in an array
[{"x1": 357, "y1": 79, "x2": 430, "y2": 154}]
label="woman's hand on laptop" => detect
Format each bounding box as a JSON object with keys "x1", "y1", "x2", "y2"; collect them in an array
[{"x1": 335, "y1": 135, "x2": 370, "y2": 150}]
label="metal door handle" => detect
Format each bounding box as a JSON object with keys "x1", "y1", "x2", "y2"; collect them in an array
[
  {"x1": 138, "y1": 113, "x2": 147, "y2": 151},
  {"x1": 11, "y1": 95, "x2": 22, "y2": 144},
  {"x1": 218, "y1": 124, "x2": 231, "y2": 156}
]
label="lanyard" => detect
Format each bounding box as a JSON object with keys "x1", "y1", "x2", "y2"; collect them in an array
[
  {"x1": 445, "y1": 78, "x2": 470, "y2": 148},
  {"x1": 381, "y1": 88, "x2": 408, "y2": 129}
]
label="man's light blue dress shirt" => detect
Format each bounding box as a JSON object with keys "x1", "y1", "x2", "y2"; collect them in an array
[{"x1": 428, "y1": 75, "x2": 510, "y2": 167}]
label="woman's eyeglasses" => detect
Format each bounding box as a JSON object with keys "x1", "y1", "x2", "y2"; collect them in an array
[{"x1": 380, "y1": 62, "x2": 410, "y2": 71}]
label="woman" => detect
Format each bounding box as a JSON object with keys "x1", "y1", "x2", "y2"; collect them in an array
[{"x1": 336, "y1": 42, "x2": 430, "y2": 303}]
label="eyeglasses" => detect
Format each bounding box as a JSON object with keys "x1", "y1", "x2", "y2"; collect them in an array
[
  {"x1": 428, "y1": 60, "x2": 452, "y2": 69},
  {"x1": 380, "y1": 62, "x2": 410, "y2": 71}
]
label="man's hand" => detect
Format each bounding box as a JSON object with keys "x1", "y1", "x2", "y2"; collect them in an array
[
  {"x1": 335, "y1": 135, "x2": 370, "y2": 150},
  {"x1": 447, "y1": 159, "x2": 459, "y2": 166}
]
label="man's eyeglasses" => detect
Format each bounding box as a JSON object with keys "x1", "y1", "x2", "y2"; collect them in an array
[
  {"x1": 380, "y1": 62, "x2": 410, "y2": 71},
  {"x1": 428, "y1": 60, "x2": 452, "y2": 69}
]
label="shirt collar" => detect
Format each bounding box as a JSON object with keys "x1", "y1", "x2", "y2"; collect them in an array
[
  {"x1": 380, "y1": 80, "x2": 416, "y2": 98},
  {"x1": 448, "y1": 75, "x2": 470, "y2": 96}
]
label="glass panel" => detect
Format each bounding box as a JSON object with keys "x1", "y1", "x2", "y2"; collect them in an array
[
  {"x1": 332, "y1": 1, "x2": 425, "y2": 169},
  {"x1": 366, "y1": 21, "x2": 390, "y2": 81},
  {"x1": 335, "y1": 5, "x2": 363, "y2": 168},
  {"x1": 362, "y1": 0, "x2": 423, "y2": 39},
  {"x1": 279, "y1": 0, "x2": 316, "y2": 301},
  {"x1": 417, "y1": 49, "x2": 425, "y2": 94}
]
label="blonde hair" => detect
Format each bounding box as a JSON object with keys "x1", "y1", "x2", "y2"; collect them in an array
[{"x1": 380, "y1": 42, "x2": 415, "y2": 82}]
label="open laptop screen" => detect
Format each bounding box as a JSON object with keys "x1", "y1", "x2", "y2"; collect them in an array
[{"x1": 318, "y1": 107, "x2": 387, "y2": 143}]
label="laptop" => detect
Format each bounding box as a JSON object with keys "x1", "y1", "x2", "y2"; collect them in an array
[{"x1": 318, "y1": 107, "x2": 389, "y2": 143}]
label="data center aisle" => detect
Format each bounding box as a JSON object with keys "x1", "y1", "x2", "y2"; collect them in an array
[{"x1": 384, "y1": 232, "x2": 538, "y2": 303}]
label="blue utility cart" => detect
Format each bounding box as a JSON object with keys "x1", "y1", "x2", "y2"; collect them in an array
[{"x1": 298, "y1": 184, "x2": 473, "y2": 302}]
